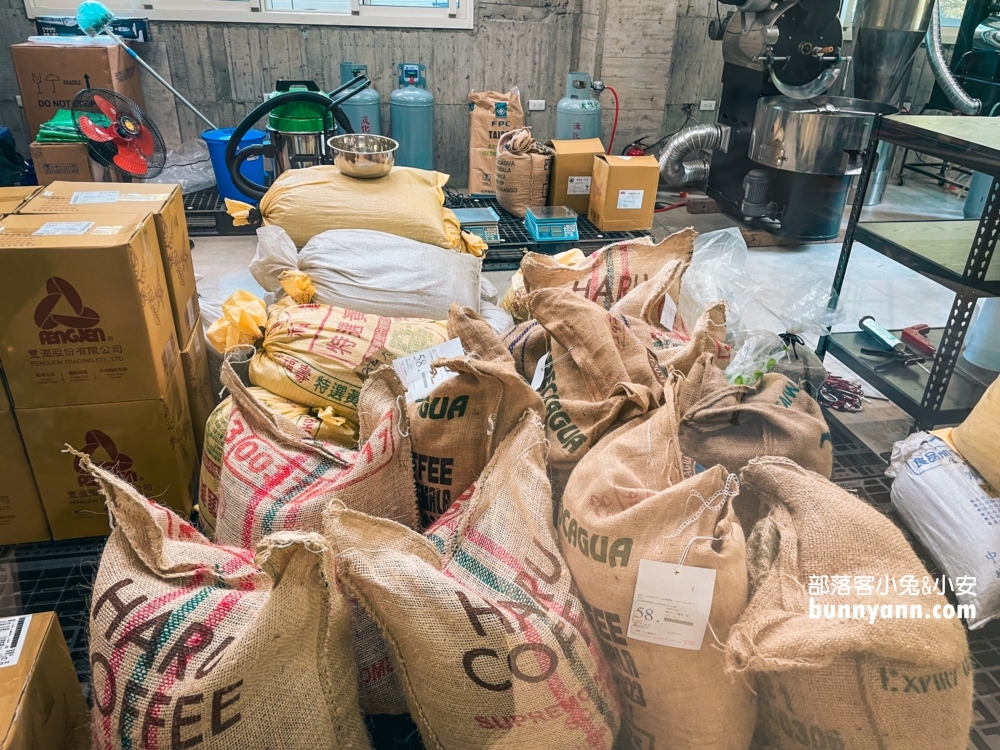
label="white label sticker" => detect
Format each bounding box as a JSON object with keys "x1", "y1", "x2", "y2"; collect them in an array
[
  {"x1": 617, "y1": 190, "x2": 645, "y2": 210},
  {"x1": 530, "y1": 353, "x2": 549, "y2": 391},
  {"x1": 0, "y1": 614, "x2": 32, "y2": 668},
  {"x1": 567, "y1": 176, "x2": 592, "y2": 195},
  {"x1": 393, "y1": 338, "x2": 466, "y2": 403},
  {"x1": 627, "y1": 559, "x2": 715, "y2": 650},
  {"x1": 91, "y1": 226, "x2": 125, "y2": 235},
  {"x1": 33, "y1": 221, "x2": 95, "y2": 236},
  {"x1": 659, "y1": 295, "x2": 677, "y2": 331},
  {"x1": 70, "y1": 190, "x2": 120, "y2": 204},
  {"x1": 185, "y1": 297, "x2": 198, "y2": 332}
]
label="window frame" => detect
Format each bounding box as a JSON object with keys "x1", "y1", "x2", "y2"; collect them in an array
[
  {"x1": 840, "y1": 0, "x2": 960, "y2": 44},
  {"x1": 22, "y1": 0, "x2": 473, "y2": 30}
]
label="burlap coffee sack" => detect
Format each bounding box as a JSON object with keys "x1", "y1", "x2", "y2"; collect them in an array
[
  {"x1": 560, "y1": 400, "x2": 756, "y2": 750},
  {"x1": 249, "y1": 301, "x2": 448, "y2": 439},
  {"x1": 521, "y1": 228, "x2": 696, "y2": 310},
  {"x1": 199, "y1": 386, "x2": 354, "y2": 538},
  {"x1": 494, "y1": 128, "x2": 553, "y2": 218},
  {"x1": 82, "y1": 455, "x2": 370, "y2": 750},
  {"x1": 501, "y1": 318, "x2": 549, "y2": 381},
  {"x1": 409, "y1": 306, "x2": 543, "y2": 527},
  {"x1": 675, "y1": 354, "x2": 833, "y2": 481},
  {"x1": 609, "y1": 257, "x2": 732, "y2": 373},
  {"x1": 728, "y1": 458, "x2": 973, "y2": 750},
  {"x1": 468, "y1": 89, "x2": 525, "y2": 195},
  {"x1": 528, "y1": 288, "x2": 666, "y2": 470},
  {"x1": 325, "y1": 411, "x2": 620, "y2": 750}
]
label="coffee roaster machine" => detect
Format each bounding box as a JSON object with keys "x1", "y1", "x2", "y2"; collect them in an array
[{"x1": 659, "y1": 0, "x2": 967, "y2": 241}]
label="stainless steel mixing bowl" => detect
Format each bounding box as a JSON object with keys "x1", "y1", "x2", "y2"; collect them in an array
[{"x1": 327, "y1": 134, "x2": 398, "y2": 179}]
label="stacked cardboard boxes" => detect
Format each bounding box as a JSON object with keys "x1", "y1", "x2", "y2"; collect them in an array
[
  {"x1": 0, "y1": 198, "x2": 203, "y2": 540},
  {"x1": 0, "y1": 187, "x2": 38, "y2": 218}
]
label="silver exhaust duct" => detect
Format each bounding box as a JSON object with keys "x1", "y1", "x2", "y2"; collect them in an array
[
  {"x1": 853, "y1": 0, "x2": 935, "y2": 104},
  {"x1": 658, "y1": 124, "x2": 724, "y2": 187},
  {"x1": 925, "y1": 0, "x2": 982, "y2": 115}
]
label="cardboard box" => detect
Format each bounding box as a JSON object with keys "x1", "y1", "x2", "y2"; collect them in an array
[
  {"x1": 20, "y1": 183, "x2": 199, "y2": 345},
  {"x1": 546, "y1": 138, "x2": 606, "y2": 216},
  {"x1": 0, "y1": 612, "x2": 89, "y2": 750},
  {"x1": 0, "y1": 410, "x2": 50, "y2": 546},
  {"x1": 181, "y1": 317, "x2": 213, "y2": 452},
  {"x1": 0, "y1": 213, "x2": 177, "y2": 409},
  {"x1": 588, "y1": 154, "x2": 660, "y2": 232},
  {"x1": 28, "y1": 142, "x2": 103, "y2": 187},
  {"x1": 0, "y1": 187, "x2": 38, "y2": 217},
  {"x1": 10, "y1": 42, "x2": 143, "y2": 141},
  {"x1": 17, "y1": 359, "x2": 197, "y2": 539}
]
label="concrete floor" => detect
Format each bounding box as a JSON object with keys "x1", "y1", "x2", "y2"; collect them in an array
[{"x1": 190, "y1": 174, "x2": 984, "y2": 458}]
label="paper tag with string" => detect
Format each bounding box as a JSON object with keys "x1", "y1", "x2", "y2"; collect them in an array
[{"x1": 627, "y1": 559, "x2": 715, "y2": 650}]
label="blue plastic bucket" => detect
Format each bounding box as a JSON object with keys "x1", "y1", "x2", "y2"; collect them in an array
[{"x1": 202, "y1": 128, "x2": 266, "y2": 204}]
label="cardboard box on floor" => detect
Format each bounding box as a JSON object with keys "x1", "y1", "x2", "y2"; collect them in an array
[
  {"x1": 20, "y1": 183, "x2": 200, "y2": 345},
  {"x1": 0, "y1": 409, "x2": 50, "y2": 546},
  {"x1": 588, "y1": 154, "x2": 660, "y2": 232},
  {"x1": 28, "y1": 142, "x2": 106, "y2": 187},
  {"x1": 0, "y1": 612, "x2": 89, "y2": 750},
  {"x1": 546, "y1": 138, "x2": 605, "y2": 216},
  {"x1": 181, "y1": 316, "x2": 213, "y2": 452},
  {"x1": 17, "y1": 358, "x2": 197, "y2": 539},
  {"x1": 0, "y1": 213, "x2": 177, "y2": 409},
  {"x1": 0, "y1": 187, "x2": 38, "y2": 217},
  {"x1": 10, "y1": 42, "x2": 143, "y2": 141}
]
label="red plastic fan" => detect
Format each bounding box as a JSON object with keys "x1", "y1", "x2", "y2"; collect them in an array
[{"x1": 71, "y1": 88, "x2": 165, "y2": 179}]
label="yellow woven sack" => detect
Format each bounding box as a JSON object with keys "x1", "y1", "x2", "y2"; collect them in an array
[
  {"x1": 227, "y1": 165, "x2": 486, "y2": 256},
  {"x1": 953, "y1": 376, "x2": 1000, "y2": 492},
  {"x1": 205, "y1": 289, "x2": 268, "y2": 352},
  {"x1": 198, "y1": 386, "x2": 354, "y2": 536},
  {"x1": 249, "y1": 302, "x2": 448, "y2": 436}
]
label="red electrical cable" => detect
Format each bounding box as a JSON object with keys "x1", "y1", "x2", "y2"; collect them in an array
[
  {"x1": 606, "y1": 85, "x2": 620, "y2": 155},
  {"x1": 654, "y1": 202, "x2": 688, "y2": 213}
]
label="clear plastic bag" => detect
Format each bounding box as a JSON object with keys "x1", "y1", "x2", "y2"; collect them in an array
[
  {"x1": 144, "y1": 140, "x2": 215, "y2": 193},
  {"x1": 723, "y1": 329, "x2": 786, "y2": 385},
  {"x1": 679, "y1": 228, "x2": 759, "y2": 340}
]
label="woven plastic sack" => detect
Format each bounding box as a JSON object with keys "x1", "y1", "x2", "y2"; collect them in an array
[
  {"x1": 727, "y1": 458, "x2": 973, "y2": 750},
  {"x1": 206, "y1": 290, "x2": 267, "y2": 354},
  {"x1": 953, "y1": 374, "x2": 1000, "y2": 493},
  {"x1": 888, "y1": 432, "x2": 1000, "y2": 629},
  {"x1": 500, "y1": 248, "x2": 583, "y2": 324},
  {"x1": 250, "y1": 226, "x2": 483, "y2": 320},
  {"x1": 82, "y1": 455, "x2": 370, "y2": 750},
  {"x1": 521, "y1": 228, "x2": 695, "y2": 310},
  {"x1": 325, "y1": 411, "x2": 620, "y2": 750},
  {"x1": 468, "y1": 89, "x2": 525, "y2": 195},
  {"x1": 214, "y1": 361, "x2": 418, "y2": 550},
  {"x1": 494, "y1": 128, "x2": 553, "y2": 218},
  {"x1": 249, "y1": 301, "x2": 448, "y2": 438},
  {"x1": 408, "y1": 305, "x2": 542, "y2": 527},
  {"x1": 561, "y1": 401, "x2": 755, "y2": 750},
  {"x1": 227, "y1": 165, "x2": 486, "y2": 256},
  {"x1": 676, "y1": 353, "x2": 833, "y2": 479},
  {"x1": 199, "y1": 385, "x2": 355, "y2": 537}
]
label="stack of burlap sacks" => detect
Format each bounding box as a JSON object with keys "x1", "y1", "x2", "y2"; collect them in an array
[{"x1": 86, "y1": 228, "x2": 972, "y2": 750}]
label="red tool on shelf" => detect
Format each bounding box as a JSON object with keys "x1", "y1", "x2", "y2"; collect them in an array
[{"x1": 902, "y1": 324, "x2": 937, "y2": 358}]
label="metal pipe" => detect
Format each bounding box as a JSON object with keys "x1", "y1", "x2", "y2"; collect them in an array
[
  {"x1": 658, "y1": 123, "x2": 724, "y2": 187},
  {"x1": 925, "y1": 0, "x2": 981, "y2": 115}
]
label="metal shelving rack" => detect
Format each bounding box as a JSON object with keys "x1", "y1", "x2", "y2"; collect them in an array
[{"x1": 819, "y1": 115, "x2": 1000, "y2": 430}]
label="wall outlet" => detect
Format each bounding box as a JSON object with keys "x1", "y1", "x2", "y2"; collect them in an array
[
  {"x1": 699, "y1": 99, "x2": 716, "y2": 111},
  {"x1": 529, "y1": 99, "x2": 546, "y2": 111},
  {"x1": 15, "y1": 95, "x2": 21, "y2": 107}
]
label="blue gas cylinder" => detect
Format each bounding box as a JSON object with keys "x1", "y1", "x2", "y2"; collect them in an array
[
  {"x1": 390, "y1": 63, "x2": 435, "y2": 170},
  {"x1": 555, "y1": 71, "x2": 602, "y2": 140},
  {"x1": 339, "y1": 62, "x2": 381, "y2": 135}
]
